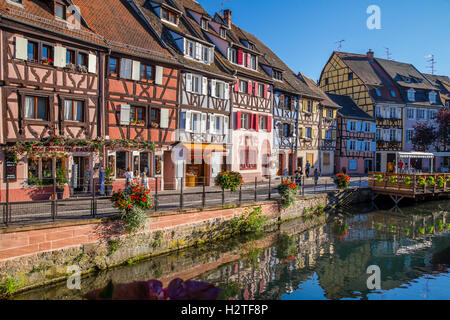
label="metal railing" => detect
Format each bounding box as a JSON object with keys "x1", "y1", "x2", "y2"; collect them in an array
[{"x1": 0, "y1": 175, "x2": 361, "y2": 227}]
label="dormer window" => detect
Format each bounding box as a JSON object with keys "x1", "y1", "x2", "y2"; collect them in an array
[
  {"x1": 184, "y1": 39, "x2": 212, "y2": 64},
  {"x1": 162, "y1": 7, "x2": 178, "y2": 25},
  {"x1": 375, "y1": 89, "x2": 381, "y2": 97},
  {"x1": 7, "y1": 0, "x2": 23, "y2": 7},
  {"x1": 273, "y1": 70, "x2": 283, "y2": 81},
  {"x1": 429, "y1": 91, "x2": 437, "y2": 104},
  {"x1": 201, "y1": 19, "x2": 208, "y2": 30},
  {"x1": 55, "y1": 2, "x2": 67, "y2": 20},
  {"x1": 390, "y1": 90, "x2": 396, "y2": 98},
  {"x1": 220, "y1": 28, "x2": 226, "y2": 39},
  {"x1": 408, "y1": 88, "x2": 416, "y2": 102}
]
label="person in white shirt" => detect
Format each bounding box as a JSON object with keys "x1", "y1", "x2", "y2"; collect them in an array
[
  {"x1": 141, "y1": 173, "x2": 150, "y2": 190},
  {"x1": 125, "y1": 167, "x2": 133, "y2": 186}
]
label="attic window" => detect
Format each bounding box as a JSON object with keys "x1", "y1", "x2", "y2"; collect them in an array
[
  {"x1": 201, "y1": 19, "x2": 208, "y2": 30},
  {"x1": 390, "y1": 90, "x2": 397, "y2": 98},
  {"x1": 162, "y1": 7, "x2": 177, "y2": 24},
  {"x1": 348, "y1": 73, "x2": 353, "y2": 80},
  {"x1": 55, "y1": 2, "x2": 67, "y2": 20},
  {"x1": 273, "y1": 70, "x2": 283, "y2": 81},
  {"x1": 429, "y1": 91, "x2": 437, "y2": 103},
  {"x1": 220, "y1": 28, "x2": 226, "y2": 39},
  {"x1": 6, "y1": 0, "x2": 23, "y2": 7},
  {"x1": 375, "y1": 89, "x2": 381, "y2": 97}
]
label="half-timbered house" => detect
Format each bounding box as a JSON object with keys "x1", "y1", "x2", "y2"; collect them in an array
[
  {"x1": 0, "y1": 0, "x2": 107, "y2": 201},
  {"x1": 132, "y1": 0, "x2": 234, "y2": 187},
  {"x1": 301, "y1": 76, "x2": 340, "y2": 175},
  {"x1": 319, "y1": 50, "x2": 404, "y2": 172},
  {"x1": 76, "y1": 0, "x2": 180, "y2": 191},
  {"x1": 327, "y1": 94, "x2": 376, "y2": 174},
  {"x1": 375, "y1": 59, "x2": 444, "y2": 172},
  {"x1": 211, "y1": 10, "x2": 276, "y2": 182}
]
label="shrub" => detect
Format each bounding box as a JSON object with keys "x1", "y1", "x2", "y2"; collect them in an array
[
  {"x1": 277, "y1": 179, "x2": 298, "y2": 209},
  {"x1": 334, "y1": 174, "x2": 350, "y2": 189},
  {"x1": 229, "y1": 206, "x2": 268, "y2": 234},
  {"x1": 215, "y1": 171, "x2": 243, "y2": 192}
]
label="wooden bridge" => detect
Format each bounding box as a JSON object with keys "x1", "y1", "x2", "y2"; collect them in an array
[{"x1": 368, "y1": 172, "x2": 450, "y2": 206}]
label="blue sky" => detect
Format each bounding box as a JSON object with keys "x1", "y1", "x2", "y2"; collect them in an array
[{"x1": 198, "y1": 0, "x2": 450, "y2": 82}]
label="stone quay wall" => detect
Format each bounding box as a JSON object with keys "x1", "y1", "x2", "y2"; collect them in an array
[{"x1": 0, "y1": 189, "x2": 371, "y2": 296}]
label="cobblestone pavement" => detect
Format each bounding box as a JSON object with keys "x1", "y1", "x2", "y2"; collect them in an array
[{"x1": 2, "y1": 176, "x2": 369, "y2": 226}]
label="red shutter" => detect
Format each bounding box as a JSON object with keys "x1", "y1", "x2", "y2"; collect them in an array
[
  {"x1": 255, "y1": 82, "x2": 259, "y2": 96},
  {"x1": 250, "y1": 113, "x2": 254, "y2": 130},
  {"x1": 267, "y1": 116, "x2": 272, "y2": 132},
  {"x1": 247, "y1": 54, "x2": 251, "y2": 68},
  {"x1": 234, "y1": 79, "x2": 239, "y2": 92},
  {"x1": 255, "y1": 114, "x2": 259, "y2": 132},
  {"x1": 236, "y1": 111, "x2": 241, "y2": 129},
  {"x1": 248, "y1": 81, "x2": 253, "y2": 95},
  {"x1": 237, "y1": 50, "x2": 243, "y2": 65},
  {"x1": 264, "y1": 85, "x2": 268, "y2": 99}
]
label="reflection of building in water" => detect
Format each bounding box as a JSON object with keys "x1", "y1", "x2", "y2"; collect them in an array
[{"x1": 201, "y1": 209, "x2": 449, "y2": 300}]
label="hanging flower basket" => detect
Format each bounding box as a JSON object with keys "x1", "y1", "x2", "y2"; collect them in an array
[
  {"x1": 334, "y1": 174, "x2": 350, "y2": 190},
  {"x1": 277, "y1": 179, "x2": 298, "y2": 209}
]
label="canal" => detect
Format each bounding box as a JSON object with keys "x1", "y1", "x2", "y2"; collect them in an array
[{"x1": 13, "y1": 200, "x2": 450, "y2": 300}]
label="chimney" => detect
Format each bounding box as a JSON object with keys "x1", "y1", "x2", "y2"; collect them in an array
[
  {"x1": 223, "y1": 9, "x2": 232, "y2": 27},
  {"x1": 367, "y1": 49, "x2": 374, "y2": 59}
]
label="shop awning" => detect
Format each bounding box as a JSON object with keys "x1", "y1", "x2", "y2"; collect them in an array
[
  {"x1": 182, "y1": 144, "x2": 227, "y2": 153},
  {"x1": 397, "y1": 152, "x2": 435, "y2": 159}
]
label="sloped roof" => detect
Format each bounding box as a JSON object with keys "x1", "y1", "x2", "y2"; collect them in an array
[
  {"x1": 132, "y1": 0, "x2": 231, "y2": 78},
  {"x1": 73, "y1": 0, "x2": 176, "y2": 63},
  {"x1": 327, "y1": 93, "x2": 373, "y2": 120},
  {"x1": 211, "y1": 12, "x2": 274, "y2": 83},
  {"x1": 333, "y1": 51, "x2": 403, "y2": 104},
  {"x1": 0, "y1": 0, "x2": 106, "y2": 47},
  {"x1": 424, "y1": 73, "x2": 450, "y2": 102},
  {"x1": 300, "y1": 74, "x2": 340, "y2": 108},
  {"x1": 375, "y1": 58, "x2": 436, "y2": 90}
]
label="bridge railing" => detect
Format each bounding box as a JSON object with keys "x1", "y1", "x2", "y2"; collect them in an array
[{"x1": 368, "y1": 172, "x2": 450, "y2": 194}]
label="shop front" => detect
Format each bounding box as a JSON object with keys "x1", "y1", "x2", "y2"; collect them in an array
[{"x1": 177, "y1": 143, "x2": 228, "y2": 187}]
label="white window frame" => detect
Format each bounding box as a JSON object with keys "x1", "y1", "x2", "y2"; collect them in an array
[
  {"x1": 191, "y1": 74, "x2": 202, "y2": 94},
  {"x1": 408, "y1": 88, "x2": 416, "y2": 102},
  {"x1": 407, "y1": 108, "x2": 415, "y2": 120},
  {"x1": 407, "y1": 129, "x2": 414, "y2": 142}
]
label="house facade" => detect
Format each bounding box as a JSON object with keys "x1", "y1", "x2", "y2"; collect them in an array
[
  {"x1": 211, "y1": 10, "x2": 275, "y2": 182},
  {"x1": 134, "y1": 0, "x2": 234, "y2": 187},
  {"x1": 0, "y1": 0, "x2": 107, "y2": 201},
  {"x1": 319, "y1": 50, "x2": 405, "y2": 173},
  {"x1": 77, "y1": 0, "x2": 180, "y2": 191},
  {"x1": 327, "y1": 94, "x2": 376, "y2": 174},
  {"x1": 301, "y1": 75, "x2": 340, "y2": 176},
  {"x1": 376, "y1": 59, "x2": 445, "y2": 172}
]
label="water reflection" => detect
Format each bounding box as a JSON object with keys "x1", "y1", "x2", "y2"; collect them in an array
[{"x1": 14, "y1": 200, "x2": 450, "y2": 300}]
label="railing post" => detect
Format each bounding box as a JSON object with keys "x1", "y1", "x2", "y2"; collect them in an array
[
  {"x1": 268, "y1": 175, "x2": 271, "y2": 200},
  {"x1": 180, "y1": 177, "x2": 184, "y2": 210},
  {"x1": 52, "y1": 177, "x2": 56, "y2": 221},
  {"x1": 302, "y1": 176, "x2": 305, "y2": 196},
  {"x1": 154, "y1": 177, "x2": 158, "y2": 212},
  {"x1": 254, "y1": 177, "x2": 257, "y2": 202},
  {"x1": 239, "y1": 184, "x2": 242, "y2": 205},
  {"x1": 92, "y1": 178, "x2": 96, "y2": 218},
  {"x1": 413, "y1": 175, "x2": 416, "y2": 194},
  {"x1": 5, "y1": 178, "x2": 9, "y2": 225},
  {"x1": 222, "y1": 187, "x2": 225, "y2": 207},
  {"x1": 202, "y1": 177, "x2": 206, "y2": 208}
]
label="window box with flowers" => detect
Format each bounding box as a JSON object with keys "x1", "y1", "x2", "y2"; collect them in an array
[
  {"x1": 277, "y1": 179, "x2": 298, "y2": 209},
  {"x1": 334, "y1": 174, "x2": 350, "y2": 190},
  {"x1": 42, "y1": 58, "x2": 53, "y2": 66},
  {"x1": 130, "y1": 120, "x2": 145, "y2": 127}
]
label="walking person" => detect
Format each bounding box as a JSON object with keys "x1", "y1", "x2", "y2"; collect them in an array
[
  {"x1": 313, "y1": 168, "x2": 320, "y2": 188},
  {"x1": 295, "y1": 167, "x2": 303, "y2": 187},
  {"x1": 305, "y1": 161, "x2": 311, "y2": 178},
  {"x1": 141, "y1": 173, "x2": 150, "y2": 190},
  {"x1": 125, "y1": 167, "x2": 134, "y2": 186}
]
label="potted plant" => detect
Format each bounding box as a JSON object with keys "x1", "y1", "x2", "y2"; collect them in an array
[
  {"x1": 55, "y1": 167, "x2": 68, "y2": 200},
  {"x1": 277, "y1": 179, "x2": 298, "y2": 209},
  {"x1": 105, "y1": 166, "x2": 114, "y2": 196},
  {"x1": 42, "y1": 58, "x2": 53, "y2": 65},
  {"x1": 334, "y1": 173, "x2": 350, "y2": 190},
  {"x1": 215, "y1": 171, "x2": 243, "y2": 192}
]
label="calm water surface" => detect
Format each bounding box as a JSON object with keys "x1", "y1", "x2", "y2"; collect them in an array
[{"x1": 14, "y1": 200, "x2": 450, "y2": 300}]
